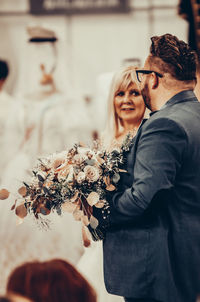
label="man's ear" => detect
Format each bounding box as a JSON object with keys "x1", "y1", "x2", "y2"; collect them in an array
[{"x1": 150, "y1": 72, "x2": 159, "y2": 89}]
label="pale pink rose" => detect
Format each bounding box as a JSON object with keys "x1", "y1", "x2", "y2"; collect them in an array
[
  {"x1": 84, "y1": 165, "x2": 100, "y2": 182},
  {"x1": 76, "y1": 171, "x2": 86, "y2": 184}
]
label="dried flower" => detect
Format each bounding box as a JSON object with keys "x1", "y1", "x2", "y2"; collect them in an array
[
  {"x1": 0, "y1": 188, "x2": 10, "y2": 200},
  {"x1": 18, "y1": 186, "x2": 27, "y2": 197},
  {"x1": 87, "y1": 192, "x2": 99, "y2": 206},
  {"x1": 15, "y1": 203, "x2": 27, "y2": 219}
]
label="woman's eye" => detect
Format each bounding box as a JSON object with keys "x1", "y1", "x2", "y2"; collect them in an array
[
  {"x1": 130, "y1": 90, "x2": 140, "y2": 96},
  {"x1": 116, "y1": 91, "x2": 124, "y2": 97}
]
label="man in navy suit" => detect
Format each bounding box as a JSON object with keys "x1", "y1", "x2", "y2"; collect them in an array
[{"x1": 92, "y1": 34, "x2": 200, "y2": 302}]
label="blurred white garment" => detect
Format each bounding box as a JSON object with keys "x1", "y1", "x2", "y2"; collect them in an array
[
  {"x1": 0, "y1": 24, "x2": 97, "y2": 294},
  {"x1": 0, "y1": 90, "x2": 15, "y2": 182},
  {"x1": 3, "y1": 91, "x2": 92, "y2": 187},
  {"x1": 2, "y1": 91, "x2": 64, "y2": 191},
  {"x1": 0, "y1": 91, "x2": 88, "y2": 294},
  {"x1": 94, "y1": 72, "x2": 114, "y2": 131},
  {"x1": 77, "y1": 241, "x2": 123, "y2": 302}
]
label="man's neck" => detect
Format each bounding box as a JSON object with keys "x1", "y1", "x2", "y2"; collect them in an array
[{"x1": 153, "y1": 88, "x2": 192, "y2": 111}]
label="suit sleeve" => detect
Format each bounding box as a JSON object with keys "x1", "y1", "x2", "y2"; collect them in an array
[{"x1": 109, "y1": 117, "x2": 188, "y2": 224}]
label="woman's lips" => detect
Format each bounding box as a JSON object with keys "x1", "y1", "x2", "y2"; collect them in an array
[{"x1": 121, "y1": 108, "x2": 135, "y2": 111}]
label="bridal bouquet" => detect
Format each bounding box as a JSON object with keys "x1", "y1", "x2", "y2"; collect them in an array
[{"x1": 0, "y1": 135, "x2": 133, "y2": 241}]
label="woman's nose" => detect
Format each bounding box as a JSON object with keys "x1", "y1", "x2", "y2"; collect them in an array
[{"x1": 122, "y1": 93, "x2": 131, "y2": 103}]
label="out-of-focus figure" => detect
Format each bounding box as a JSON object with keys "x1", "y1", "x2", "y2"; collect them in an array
[
  {"x1": 0, "y1": 25, "x2": 85, "y2": 295},
  {"x1": 0, "y1": 60, "x2": 14, "y2": 183},
  {"x1": 7, "y1": 259, "x2": 97, "y2": 302},
  {"x1": 3, "y1": 24, "x2": 92, "y2": 188}
]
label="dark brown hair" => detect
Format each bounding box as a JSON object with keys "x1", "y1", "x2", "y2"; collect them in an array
[
  {"x1": 7, "y1": 259, "x2": 97, "y2": 302},
  {"x1": 149, "y1": 33, "x2": 197, "y2": 82},
  {"x1": 0, "y1": 297, "x2": 12, "y2": 302},
  {"x1": 0, "y1": 60, "x2": 9, "y2": 80}
]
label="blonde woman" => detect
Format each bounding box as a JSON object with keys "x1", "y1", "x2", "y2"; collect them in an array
[
  {"x1": 102, "y1": 65, "x2": 146, "y2": 150},
  {"x1": 77, "y1": 66, "x2": 147, "y2": 302}
]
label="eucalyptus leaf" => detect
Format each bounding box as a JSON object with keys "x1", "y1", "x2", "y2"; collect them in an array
[
  {"x1": 89, "y1": 215, "x2": 99, "y2": 229},
  {"x1": 56, "y1": 207, "x2": 62, "y2": 216},
  {"x1": 23, "y1": 182, "x2": 29, "y2": 188},
  {"x1": 38, "y1": 182, "x2": 43, "y2": 188},
  {"x1": 112, "y1": 173, "x2": 120, "y2": 184},
  {"x1": 85, "y1": 159, "x2": 96, "y2": 166},
  {"x1": 43, "y1": 187, "x2": 50, "y2": 194},
  {"x1": 38, "y1": 174, "x2": 45, "y2": 182}
]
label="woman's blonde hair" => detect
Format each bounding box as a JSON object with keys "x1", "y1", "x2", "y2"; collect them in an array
[{"x1": 102, "y1": 66, "x2": 139, "y2": 148}]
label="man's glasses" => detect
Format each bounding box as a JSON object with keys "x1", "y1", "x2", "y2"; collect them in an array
[{"x1": 136, "y1": 69, "x2": 163, "y2": 82}]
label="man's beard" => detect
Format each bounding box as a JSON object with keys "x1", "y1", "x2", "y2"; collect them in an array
[{"x1": 141, "y1": 82, "x2": 152, "y2": 111}]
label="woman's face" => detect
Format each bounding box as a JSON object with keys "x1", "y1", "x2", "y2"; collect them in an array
[{"x1": 114, "y1": 82, "x2": 145, "y2": 126}]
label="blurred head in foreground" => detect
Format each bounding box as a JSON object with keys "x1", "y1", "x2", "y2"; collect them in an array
[{"x1": 7, "y1": 259, "x2": 97, "y2": 302}]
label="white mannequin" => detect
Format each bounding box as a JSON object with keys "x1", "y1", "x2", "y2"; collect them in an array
[
  {"x1": 0, "y1": 26, "x2": 88, "y2": 294},
  {"x1": 0, "y1": 61, "x2": 15, "y2": 184}
]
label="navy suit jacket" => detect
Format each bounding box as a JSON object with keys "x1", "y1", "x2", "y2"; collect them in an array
[{"x1": 103, "y1": 90, "x2": 200, "y2": 302}]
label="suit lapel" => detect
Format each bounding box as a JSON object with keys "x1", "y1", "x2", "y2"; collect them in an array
[{"x1": 129, "y1": 118, "x2": 147, "y2": 168}]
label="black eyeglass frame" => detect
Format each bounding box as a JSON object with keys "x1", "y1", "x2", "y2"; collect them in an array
[{"x1": 136, "y1": 69, "x2": 163, "y2": 82}]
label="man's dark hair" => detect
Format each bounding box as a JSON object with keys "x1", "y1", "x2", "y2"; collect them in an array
[
  {"x1": 0, "y1": 60, "x2": 9, "y2": 80},
  {"x1": 149, "y1": 33, "x2": 197, "y2": 82}
]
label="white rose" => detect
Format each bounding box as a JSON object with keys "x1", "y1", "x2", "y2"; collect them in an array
[
  {"x1": 84, "y1": 165, "x2": 100, "y2": 183},
  {"x1": 73, "y1": 154, "x2": 87, "y2": 165},
  {"x1": 76, "y1": 172, "x2": 86, "y2": 184}
]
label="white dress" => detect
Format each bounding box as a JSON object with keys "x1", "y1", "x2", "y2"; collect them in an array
[
  {"x1": 0, "y1": 91, "x2": 88, "y2": 294},
  {"x1": 0, "y1": 91, "x2": 15, "y2": 183},
  {"x1": 77, "y1": 241, "x2": 123, "y2": 302}
]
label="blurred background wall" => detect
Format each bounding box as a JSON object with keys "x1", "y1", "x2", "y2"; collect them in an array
[{"x1": 0, "y1": 0, "x2": 187, "y2": 99}]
